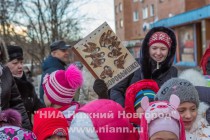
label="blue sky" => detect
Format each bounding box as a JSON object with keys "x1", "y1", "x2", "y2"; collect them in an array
[{"x1": 77, "y1": 0, "x2": 115, "y2": 37}]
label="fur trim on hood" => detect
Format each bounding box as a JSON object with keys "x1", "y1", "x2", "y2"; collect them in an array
[
  {"x1": 179, "y1": 69, "x2": 208, "y2": 87},
  {"x1": 187, "y1": 102, "x2": 210, "y2": 134},
  {"x1": 140, "y1": 26, "x2": 176, "y2": 79}
]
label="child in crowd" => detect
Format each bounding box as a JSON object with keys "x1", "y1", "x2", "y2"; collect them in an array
[
  {"x1": 140, "y1": 94, "x2": 186, "y2": 140},
  {"x1": 156, "y1": 78, "x2": 210, "y2": 140},
  {"x1": 125, "y1": 79, "x2": 159, "y2": 127},
  {"x1": 69, "y1": 99, "x2": 139, "y2": 140},
  {"x1": 0, "y1": 109, "x2": 37, "y2": 139},
  {"x1": 33, "y1": 107, "x2": 69, "y2": 140},
  {"x1": 42, "y1": 64, "x2": 83, "y2": 123}
]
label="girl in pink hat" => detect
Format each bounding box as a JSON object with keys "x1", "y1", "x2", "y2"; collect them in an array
[
  {"x1": 140, "y1": 94, "x2": 186, "y2": 140},
  {"x1": 69, "y1": 99, "x2": 139, "y2": 140},
  {"x1": 42, "y1": 64, "x2": 83, "y2": 124}
]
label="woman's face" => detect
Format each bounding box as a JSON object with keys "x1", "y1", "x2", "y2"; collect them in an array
[
  {"x1": 149, "y1": 43, "x2": 169, "y2": 63},
  {"x1": 177, "y1": 102, "x2": 197, "y2": 131},
  {"x1": 6, "y1": 59, "x2": 23, "y2": 77},
  {"x1": 150, "y1": 131, "x2": 178, "y2": 140}
]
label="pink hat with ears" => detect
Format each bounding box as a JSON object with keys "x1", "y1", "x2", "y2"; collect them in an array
[
  {"x1": 43, "y1": 64, "x2": 83, "y2": 106},
  {"x1": 140, "y1": 94, "x2": 186, "y2": 140}
]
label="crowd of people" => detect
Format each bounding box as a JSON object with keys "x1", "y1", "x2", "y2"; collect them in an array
[{"x1": 0, "y1": 26, "x2": 210, "y2": 140}]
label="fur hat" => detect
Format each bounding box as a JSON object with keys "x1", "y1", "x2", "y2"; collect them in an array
[
  {"x1": 0, "y1": 109, "x2": 22, "y2": 127},
  {"x1": 7, "y1": 45, "x2": 23, "y2": 61},
  {"x1": 140, "y1": 95, "x2": 186, "y2": 140},
  {"x1": 149, "y1": 31, "x2": 172, "y2": 48},
  {"x1": 156, "y1": 78, "x2": 200, "y2": 107},
  {"x1": 33, "y1": 107, "x2": 69, "y2": 140},
  {"x1": 43, "y1": 64, "x2": 83, "y2": 106}
]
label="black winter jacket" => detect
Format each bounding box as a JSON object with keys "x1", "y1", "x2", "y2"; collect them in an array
[
  {"x1": 14, "y1": 73, "x2": 45, "y2": 125},
  {"x1": 1, "y1": 66, "x2": 32, "y2": 130},
  {"x1": 110, "y1": 27, "x2": 178, "y2": 107}
]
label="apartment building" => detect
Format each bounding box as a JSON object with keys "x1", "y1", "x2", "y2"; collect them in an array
[{"x1": 114, "y1": 0, "x2": 210, "y2": 66}]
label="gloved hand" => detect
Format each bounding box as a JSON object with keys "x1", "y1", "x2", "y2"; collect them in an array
[{"x1": 93, "y1": 79, "x2": 108, "y2": 99}]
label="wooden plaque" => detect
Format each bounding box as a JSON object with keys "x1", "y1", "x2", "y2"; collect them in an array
[{"x1": 72, "y1": 22, "x2": 140, "y2": 89}]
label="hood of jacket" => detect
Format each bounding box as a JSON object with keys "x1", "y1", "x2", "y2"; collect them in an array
[{"x1": 140, "y1": 26, "x2": 177, "y2": 79}]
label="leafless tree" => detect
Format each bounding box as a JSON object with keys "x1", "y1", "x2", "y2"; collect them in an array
[
  {"x1": 0, "y1": 0, "x2": 92, "y2": 74},
  {"x1": 15, "y1": 0, "x2": 90, "y2": 63},
  {"x1": 0, "y1": 0, "x2": 23, "y2": 43}
]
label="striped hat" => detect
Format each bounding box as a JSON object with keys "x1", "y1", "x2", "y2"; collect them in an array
[
  {"x1": 134, "y1": 89, "x2": 156, "y2": 110},
  {"x1": 43, "y1": 64, "x2": 83, "y2": 106}
]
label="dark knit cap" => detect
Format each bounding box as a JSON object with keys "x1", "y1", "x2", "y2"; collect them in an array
[
  {"x1": 7, "y1": 45, "x2": 23, "y2": 61},
  {"x1": 50, "y1": 40, "x2": 70, "y2": 52},
  {"x1": 156, "y1": 78, "x2": 200, "y2": 107}
]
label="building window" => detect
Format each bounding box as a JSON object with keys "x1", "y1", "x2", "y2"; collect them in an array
[
  {"x1": 119, "y1": 3, "x2": 122, "y2": 12},
  {"x1": 120, "y1": 19, "x2": 123, "y2": 28},
  {"x1": 142, "y1": 6, "x2": 148, "y2": 19},
  {"x1": 150, "y1": 4, "x2": 154, "y2": 16},
  {"x1": 133, "y1": 11, "x2": 139, "y2": 22},
  {"x1": 133, "y1": 0, "x2": 138, "y2": 2}
]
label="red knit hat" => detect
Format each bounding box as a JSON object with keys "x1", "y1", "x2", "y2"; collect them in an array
[
  {"x1": 43, "y1": 64, "x2": 83, "y2": 106},
  {"x1": 33, "y1": 108, "x2": 69, "y2": 140},
  {"x1": 149, "y1": 31, "x2": 172, "y2": 48}
]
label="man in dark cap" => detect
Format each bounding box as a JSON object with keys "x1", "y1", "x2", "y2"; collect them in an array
[
  {"x1": 6, "y1": 45, "x2": 45, "y2": 126},
  {"x1": 39, "y1": 40, "x2": 71, "y2": 102}
]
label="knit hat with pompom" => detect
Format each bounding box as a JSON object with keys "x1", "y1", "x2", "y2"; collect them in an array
[
  {"x1": 0, "y1": 109, "x2": 22, "y2": 127},
  {"x1": 43, "y1": 64, "x2": 83, "y2": 106}
]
